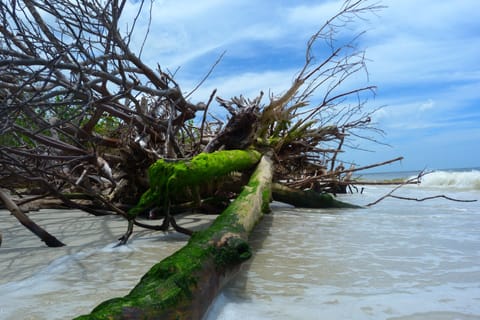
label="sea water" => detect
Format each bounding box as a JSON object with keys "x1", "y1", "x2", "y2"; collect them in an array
[
  {"x1": 1, "y1": 169, "x2": 479, "y2": 319},
  {"x1": 205, "y1": 169, "x2": 480, "y2": 320}
]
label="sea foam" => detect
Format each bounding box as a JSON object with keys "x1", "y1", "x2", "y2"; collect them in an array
[{"x1": 419, "y1": 170, "x2": 480, "y2": 190}]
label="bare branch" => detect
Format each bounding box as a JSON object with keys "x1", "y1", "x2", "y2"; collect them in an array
[
  {"x1": 388, "y1": 195, "x2": 477, "y2": 203},
  {"x1": 366, "y1": 170, "x2": 477, "y2": 206}
]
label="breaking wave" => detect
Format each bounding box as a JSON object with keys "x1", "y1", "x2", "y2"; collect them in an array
[{"x1": 418, "y1": 169, "x2": 480, "y2": 190}]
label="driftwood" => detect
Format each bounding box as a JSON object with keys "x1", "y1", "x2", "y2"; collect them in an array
[
  {"x1": 74, "y1": 156, "x2": 273, "y2": 320},
  {"x1": 367, "y1": 171, "x2": 478, "y2": 206},
  {"x1": 0, "y1": 0, "x2": 386, "y2": 245},
  {"x1": 380, "y1": 195, "x2": 477, "y2": 203},
  {"x1": 346, "y1": 181, "x2": 418, "y2": 185},
  {"x1": 272, "y1": 183, "x2": 362, "y2": 209},
  {"x1": 0, "y1": 188, "x2": 65, "y2": 247},
  {"x1": 286, "y1": 156, "x2": 405, "y2": 190}
]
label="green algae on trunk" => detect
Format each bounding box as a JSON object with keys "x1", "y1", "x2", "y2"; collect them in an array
[
  {"x1": 73, "y1": 156, "x2": 273, "y2": 320},
  {"x1": 129, "y1": 149, "x2": 262, "y2": 217},
  {"x1": 271, "y1": 182, "x2": 362, "y2": 209}
]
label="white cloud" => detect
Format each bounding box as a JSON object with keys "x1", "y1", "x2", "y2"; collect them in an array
[
  {"x1": 365, "y1": 35, "x2": 480, "y2": 87},
  {"x1": 183, "y1": 69, "x2": 298, "y2": 103},
  {"x1": 374, "y1": 0, "x2": 479, "y2": 38},
  {"x1": 286, "y1": 1, "x2": 342, "y2": 27},
  {"x1": 120, "y1": 0, "x2": 480, "y2": 88},
  {"x1": 363, "y1": 0, "x2": 480, "y2": 86},
  {"x1": 419, "y1": 99, "x2": 435, "y2": 112},
  {"x1": 122, "y1": 0, "x2": 377, "y2": 71},
  {"x1": 116, "y1": 0, "x2": 479, "y2": 169},
  {"x1": 366, "y1": 76, "x2": 480, "y2": 134}
]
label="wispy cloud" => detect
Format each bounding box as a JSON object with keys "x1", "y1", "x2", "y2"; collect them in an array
[
  {"x1": 121, "y1": 0, "x2": 479, "y2": 170},
  {"x1": 183, "y1": 69, "x2": 298, "y2": 105}
]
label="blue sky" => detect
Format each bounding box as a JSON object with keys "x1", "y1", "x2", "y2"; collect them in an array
[{"x1": 124, "y1": 0, "x2": 480, "y2": 172}]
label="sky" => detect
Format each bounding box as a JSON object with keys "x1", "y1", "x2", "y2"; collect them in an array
[{"x1": 123, "y1": 0, "x2": 480, "y2": 172}]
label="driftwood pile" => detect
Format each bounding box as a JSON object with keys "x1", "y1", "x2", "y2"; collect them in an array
[{"x1": 0, "y1": 0, "x2": 395, "y2": 246}]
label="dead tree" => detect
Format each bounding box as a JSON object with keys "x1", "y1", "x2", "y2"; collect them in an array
[
  {"x1": 0, "y1": 0, "x2": 207, "y2": 215},
  {"x1": 208, "y1": 0, "x2": 386, "y2": 192},
  {"x1": 1, "y1": 0, "x2": 388, "y2": 246}
]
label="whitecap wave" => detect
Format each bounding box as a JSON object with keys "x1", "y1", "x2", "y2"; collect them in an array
[{"x1": 419, "y1": 170, "x2": 480, "y2": 190}]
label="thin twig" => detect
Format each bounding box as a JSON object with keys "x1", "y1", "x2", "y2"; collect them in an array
[
  {"x1": 198, "y1": 89, "x2": 217, "y2": 152},
  {"x1": 366, "y1": 170, "x2": 427, "y2": 206},
  {"x1": 389, "y1": 195, "x2": 477, "y2": 203},
  {"x1": 185, "y1": 51, "x2": 225, "y2": 99}
]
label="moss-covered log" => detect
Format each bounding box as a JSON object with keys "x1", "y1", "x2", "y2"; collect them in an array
[
  {"x1": 129, "y1": 149, "x2": 262, "y2": 217},
  {"x1": 272, "y1": 182, "x2": 362, "y2": 209},
  {"x1": 74, "y1": 155, "x2": 273, "y2": 320}
]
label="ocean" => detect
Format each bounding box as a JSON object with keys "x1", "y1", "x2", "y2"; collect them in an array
[{"x1": 1, "y1": 168, "x2": 479, "y2": 319}]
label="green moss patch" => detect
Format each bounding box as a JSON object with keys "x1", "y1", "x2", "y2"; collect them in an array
[{"x1": 129, "y1": 149, "x2": 261, "y2": 217}]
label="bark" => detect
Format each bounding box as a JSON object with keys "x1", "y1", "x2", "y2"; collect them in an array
[
  {"x1": 0, "y1": 188, "x2": 65, "y2": 247},
  {"x1": 74, "y1": 155, "x2": 273, "y2": 320},
  {"x1": 272, "y1": 183, "x2": 361, "y2": 209},
  {"x1": 204, "y1": 95, "x2": 261, "y2": 153}
]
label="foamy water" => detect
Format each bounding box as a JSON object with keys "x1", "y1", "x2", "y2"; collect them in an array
[
  {"x1": 1, "y1": 170, "x2": 479, "y2": 319},
  {"x1": 206, "y1": 170, "x2": 480, "y2": 320},
  {"x1": 419, "y1": 170, "x2": 480, "y2": 190}
]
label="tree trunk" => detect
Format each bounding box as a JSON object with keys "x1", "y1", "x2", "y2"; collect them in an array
[
  {"x1": 74, "y1": 155, "x2": 273, "y2": 320},
  {"x1": 128, "y1": 149, "x2": 262, "y2": 217},
  {"x1": 272, "y1": 183, "x2": 362, "y2": 209},
  {"x1": 0, "y1": 188, "x2": 65, "y2": 247}
]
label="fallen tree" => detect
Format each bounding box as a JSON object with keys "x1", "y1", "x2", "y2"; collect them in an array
[
  {"x1": 74, "y1": 155, "x2": 273, "y2": 320},
  {"x1": 117, "y1": 149, "x2": 263, "y2": 244},
  {"x1": 0, "y1": 0, "x2": 385, "y2": 241},
  {"x1": 0, "y1": 0, "x2": 392, "y2": 318}
]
